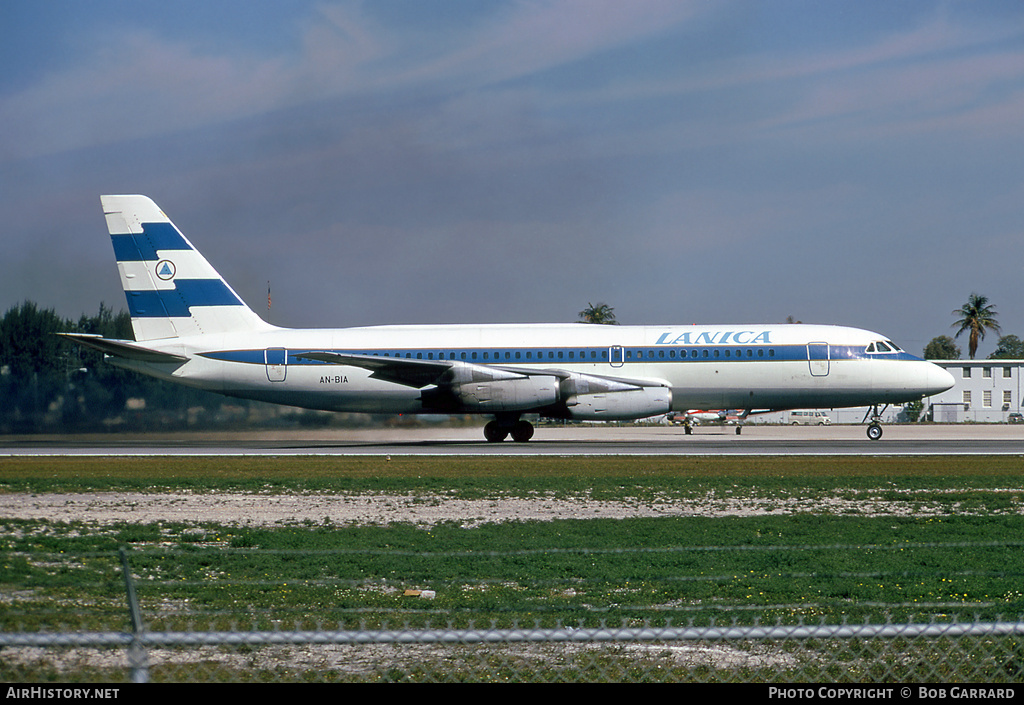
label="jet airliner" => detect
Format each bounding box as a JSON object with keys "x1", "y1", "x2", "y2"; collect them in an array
[{"x1": 61, "y1": 195, "x2": 954, "y2": 442}]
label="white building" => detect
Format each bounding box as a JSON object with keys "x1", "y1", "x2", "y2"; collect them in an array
[{"x1": 925, "y1": 360, "x2": 1023, "y2": 423}]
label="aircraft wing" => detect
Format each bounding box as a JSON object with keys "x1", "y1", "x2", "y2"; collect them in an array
[
  {"x1": 293, "y1": 351, "x2": 669, "y2": 392},
  {"x1": 58, "y1": 333, "x2": 188, "y2": 364},
  {"x1": 293, "y1": 351, "x2": 454, "y2": 388}
]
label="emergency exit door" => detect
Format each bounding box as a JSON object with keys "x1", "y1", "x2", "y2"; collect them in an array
[{"x1": 265, "y1": 348, "x2": 287, "y2": 382}]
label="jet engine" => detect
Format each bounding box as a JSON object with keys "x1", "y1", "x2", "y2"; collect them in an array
[
  {"x1": 565, "y1": 386, "x2": 671, "y2": 420},
  {"x1": 453, "y1": 376, "x2": 560, "y2": 412}
]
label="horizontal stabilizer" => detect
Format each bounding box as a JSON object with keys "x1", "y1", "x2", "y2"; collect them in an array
[{"x1": 58, "y1": 333, "x2": 188, "y2": 363}]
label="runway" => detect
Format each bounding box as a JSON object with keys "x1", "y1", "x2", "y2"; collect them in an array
[{"x1": 1, "y1": 424, "x2": 1021, "y2": 456}]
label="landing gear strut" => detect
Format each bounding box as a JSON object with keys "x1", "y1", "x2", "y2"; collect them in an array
[
  {"x1": 484, "y1": 416, "x2": 534, "y2": 442},
  {"x1": 863, "y1": 404, "x2": 888, "y2": 441}
]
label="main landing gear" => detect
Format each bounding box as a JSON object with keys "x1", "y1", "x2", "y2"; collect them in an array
[
  {"x1": 484, "y1": 415, "x2": 534, "y2": 443},
  {"x1": 863, "y1": 404, "x2": 888, "y2": 441}
]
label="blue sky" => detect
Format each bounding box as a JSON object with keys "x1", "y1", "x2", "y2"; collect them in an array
[{"x1": 2, "y1": 1, "x2": 1022, "y2": 357}]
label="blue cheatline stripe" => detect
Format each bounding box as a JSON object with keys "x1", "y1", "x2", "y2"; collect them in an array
[
  {"x1": 199, "y1": 344, "x2": 911, "y2": 366},
  {"x1": 126, "y1": 279, "x2": 243, "y2": 318},
  {"x1": 111, "y1": 223, "x2": 191, "y2": 262}
]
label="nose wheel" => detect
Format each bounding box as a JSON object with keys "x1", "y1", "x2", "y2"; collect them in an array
[{"x1": 863, "y1": 404, "x2": 887, "y2": 441}]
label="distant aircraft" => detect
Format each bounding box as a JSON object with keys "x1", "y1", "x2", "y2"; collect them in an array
[
  {"x1": 61, "y1": 195, "x2": 954, "y2": 442},
  {"x1": 679, "y1": 410, "x2": 729, "y2": 423},
  {"x1": 667, "y1": 409, "x2": 733, "y2": 434}
]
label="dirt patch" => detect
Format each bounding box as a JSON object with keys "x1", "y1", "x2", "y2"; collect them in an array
[{"x1": 0, "y1": 490, "x2": 948, "y2": 528}]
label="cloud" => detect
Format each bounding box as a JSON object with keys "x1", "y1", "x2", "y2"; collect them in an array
[
  {"x1": 0, "y1": 1, "x2": 714, "y2": 163},
  {"x1": 2, "y1": 1, "x2": 1023, "y2": 351},
  {"x1": 0, "y1": 31, "x2": 290, "y2": 160},
  {"x1": 398, "y1": 0, "x2": 711, "y2": 86}
]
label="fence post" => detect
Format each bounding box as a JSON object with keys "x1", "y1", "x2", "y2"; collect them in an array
[{"x1": 119, "y1": 547, "x2": 149, "y2": 683}]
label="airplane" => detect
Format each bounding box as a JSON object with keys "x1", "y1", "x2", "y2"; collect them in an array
[
  {"x1": 681, "y1": 410, "x2": 730, "y2": 423},
  {"x1": 666, "y1": 409, "x2": 729, "y2": 430},
  {"x1": 60, "y1": 195, "x2": 955, "y2": 443}
]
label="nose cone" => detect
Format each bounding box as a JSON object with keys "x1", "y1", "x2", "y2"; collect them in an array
[{"x1": 922, "y1": 362, "x2": 955, "y2": 396}]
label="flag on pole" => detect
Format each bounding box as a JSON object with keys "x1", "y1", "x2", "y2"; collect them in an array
[{"x1": 267, "y1": 281, "x2": 271, "y2": 310}]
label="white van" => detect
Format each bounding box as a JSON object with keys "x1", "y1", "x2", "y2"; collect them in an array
[{"x1": 789, "y1": 410, "x2": 832, "y2": 425}]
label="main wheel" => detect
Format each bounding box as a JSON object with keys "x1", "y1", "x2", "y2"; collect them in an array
[
  {"x1": 866, "y1": 423, "x2": 883, "y2": 441},
  {"x1": 484, "y1": 421, "x2": 509, "y2": 442},
  {"x1": 510, "y1": 420, "x2": 535, "y2": 443}
]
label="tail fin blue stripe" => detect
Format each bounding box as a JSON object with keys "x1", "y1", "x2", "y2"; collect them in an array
[
  {"x1": 111, "y1": 223, "x2": 191, "y2": 262},
  {"x1": 126, "y1": 280, "x2": 245, "y2": 318}
]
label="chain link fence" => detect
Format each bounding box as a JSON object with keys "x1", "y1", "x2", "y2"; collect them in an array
[
  {"x1": 4, "y1": 616, "x2": 1024, "y2": 682},
  {"x1": 4, "y1": 549, "x2": 1024, "y2": 682}
]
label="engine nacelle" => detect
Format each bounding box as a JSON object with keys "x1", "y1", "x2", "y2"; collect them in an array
[
  {"x1": 565, "y1": 387, "x2": 671, "y2": 421},
  {"x1": 454, "y1": 376, "x2": 559, "y2": 412}
]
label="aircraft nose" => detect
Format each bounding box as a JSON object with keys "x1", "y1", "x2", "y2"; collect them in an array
[{"x1": 923, "y1": 363, "x2": 955, "y2": 396}]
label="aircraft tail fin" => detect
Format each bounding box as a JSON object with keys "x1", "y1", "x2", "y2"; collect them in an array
[{"x1": 101, "y1": 195, "x2": 271, "y2": 341}]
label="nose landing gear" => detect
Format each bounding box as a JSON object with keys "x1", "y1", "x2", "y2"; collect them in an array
[{"x1": 863, "y1": 404, "x2": 888, "y2": 441}]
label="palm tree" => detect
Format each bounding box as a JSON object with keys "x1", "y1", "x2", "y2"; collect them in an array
[
  {"x1": 578, "y1": 302, "x2": 618, "y2": 325},
  {"x1": 952, "y1": 293, "x2": 1000, "y2": 359}
]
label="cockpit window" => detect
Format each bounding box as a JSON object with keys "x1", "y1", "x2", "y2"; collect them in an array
[{"x1": 866, "y1": 340, "x2": 902, "y2": 354}]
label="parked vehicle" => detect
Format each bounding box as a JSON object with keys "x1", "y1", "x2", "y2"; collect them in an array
[{"x1": 789, "y1": 410, "x2": 832, "y2": 426}]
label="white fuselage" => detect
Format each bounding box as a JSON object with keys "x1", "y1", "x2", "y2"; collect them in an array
[{"x1": 109, "y1": 322, "x2": 955, "y2": 416}]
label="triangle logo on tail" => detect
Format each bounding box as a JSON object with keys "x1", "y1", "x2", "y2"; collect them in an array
[{"x1": 156, "y1": 260, "x2": 176, "y2": 280}]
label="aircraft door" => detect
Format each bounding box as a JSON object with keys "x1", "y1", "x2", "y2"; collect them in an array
[
  {"x1": 266, "y1": 347, "x2": 287, "y2": 382},
  {"x1": 609, "y1": 345, "x2": 624, "y2": 368},
  {"x1": 807, "y1": 342, "x2": 829, "y2": 377}
]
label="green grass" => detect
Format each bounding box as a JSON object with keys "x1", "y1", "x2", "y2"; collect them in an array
[
  {"x1": 3, "y1": 454, "x2": 1024, "y2": 681},
  {"x1": 4, "y1": 455, "x2": 1024, "y2": 630},
  {"x1": 1, "y1": 453, "x2": 1022, "y2": 492}
]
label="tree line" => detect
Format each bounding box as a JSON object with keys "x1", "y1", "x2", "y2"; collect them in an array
[{"x1": 0, "y1": 301, "x2": 239, "y2": 433}]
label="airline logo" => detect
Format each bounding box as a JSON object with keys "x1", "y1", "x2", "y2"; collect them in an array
[
  {"x1": 156, "y1": 260, "x2": 176, "y2": 280},
  {"x1": 655, "y1": 330, "x2": 772, "y2": 345}
]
